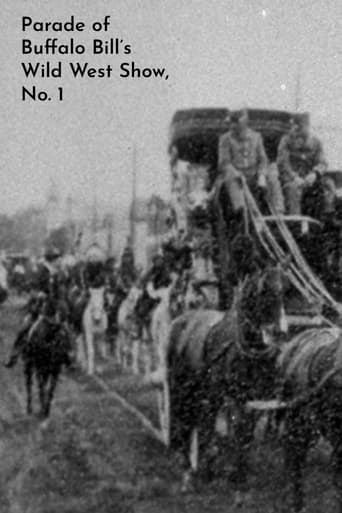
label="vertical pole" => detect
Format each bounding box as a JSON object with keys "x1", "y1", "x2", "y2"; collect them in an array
[
  {"x1": 295, "y1": 61, "x2": 302, "y2": 112},
  {"x1": 107, "y1": 214, "x2": 114, "y2": 257},
  {"x1": 92, "y1": 175, "x2": 98, "y2": 239},
  {"x1": 130, "y1": 143, "x2": 137, "y2": 255}
]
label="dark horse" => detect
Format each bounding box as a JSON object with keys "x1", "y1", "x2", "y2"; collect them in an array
[
  {"x1": 277, "y1": 327, "x2": 342, "y2": 512},
  {"x1": 22, "y1": 297, "x2": 72, "y2": 418},
  {"x1": 166, "y1": 258, "x2": 287, "y2": 488}
]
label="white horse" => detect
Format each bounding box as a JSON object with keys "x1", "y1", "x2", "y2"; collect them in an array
[
  {"x1": 78, "y1": 287, "x2": 108, "y2": 375},
  {"x1": 0, "y1": 261, "x2": 8, "y2": 304},
  {"x1": 147, "y1": 273, "x2": 178, "y2": 382},
  {"x1": 116, "y1": 284, "x2": 142, "y2": 373}
]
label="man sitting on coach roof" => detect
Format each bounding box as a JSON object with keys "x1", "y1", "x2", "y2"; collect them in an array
[
  {"x1": 277, "y1": 112, "x2": 330, "y2": 215},
  {"x1": 218, "y1": 109, "x2": 284, "y2": 219}
]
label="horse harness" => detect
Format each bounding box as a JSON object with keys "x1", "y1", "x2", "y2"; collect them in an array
[{"x1": 208, "y1": 274, "x2": 277, "y2": 365}]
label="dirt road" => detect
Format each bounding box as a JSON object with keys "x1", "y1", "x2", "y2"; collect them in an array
[{"x1": 0, "y1": 298, "x2": 338, "y2": 512}]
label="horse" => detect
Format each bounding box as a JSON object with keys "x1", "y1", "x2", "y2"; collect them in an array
[
  {"x1": 166, "y1": 261, "x2": 287, "y2": 490},
  {"x1": 22, "y1": 299, "x2": 72, "y2": 418},
  {"x1": 78, "y1": 286, "x2": 108, "y2": 375},
  {"x1": 116, "y1": 284, "x2": 142, "y2": 373},
  {"x1": 277, "y1": 327, "x2": 342, "y2": 512}
]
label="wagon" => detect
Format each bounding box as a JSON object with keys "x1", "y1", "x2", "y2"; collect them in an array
[{"x1": 156, "y1": 108, "x2": 342, "y2": 445}]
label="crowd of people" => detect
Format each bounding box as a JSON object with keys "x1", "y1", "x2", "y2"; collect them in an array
[{"x1": 1, "y1": 235, "x2": 196, "y2": 370}]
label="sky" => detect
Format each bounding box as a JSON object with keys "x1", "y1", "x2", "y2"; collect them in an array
[{"x1": 1, "y1": 0, "x2": 342, "y2": 214}]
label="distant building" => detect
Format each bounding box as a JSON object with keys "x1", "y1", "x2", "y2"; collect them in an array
[
  {"x1": 46, "y1": 179, "x2": 63, "y2": 233},
  {"x1": 130, "y1": 195, "x2": 171, "y2": 268}
]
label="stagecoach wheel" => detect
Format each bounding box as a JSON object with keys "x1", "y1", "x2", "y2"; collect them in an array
[
  {"x1": 189, "y1": 428, "x2": 199, "y2": 472},
  {"x1": 157, "y1": 377, "x2": 170, "y2": 447}
]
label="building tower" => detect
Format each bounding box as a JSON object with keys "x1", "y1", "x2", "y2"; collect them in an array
[{"x1": 46, "y1": 178, "x2": 62, "y2": 233}]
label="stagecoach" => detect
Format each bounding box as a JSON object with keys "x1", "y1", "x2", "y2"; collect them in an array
[
  {"x1": 168, "y1": 107, "x2": 342, "y2": 320},
  {"x1": 154, "y1": 107, "x2": 342, "y2": 447}
]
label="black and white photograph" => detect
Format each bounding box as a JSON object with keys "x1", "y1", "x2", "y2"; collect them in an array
[{"x1": 1, "y1": 1, "x2": 342, "y2": 511}]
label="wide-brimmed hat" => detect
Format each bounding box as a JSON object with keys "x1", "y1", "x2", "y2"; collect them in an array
[
  {"x1": 227, "y1": 109, "x2": 249, "y2": 124},
  {"x1": 45, "y1": 246, "x2": 61, "y2": 261},
  {"x1": 85, "y1": 243, "x2": 105, "y2": 262},
  {"x1": 291, "y1": 112, "x2": 310, "y2": 128}
]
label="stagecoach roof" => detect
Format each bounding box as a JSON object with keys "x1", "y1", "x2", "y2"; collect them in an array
[{"x1": 169, "y1": 108, "x2": 303, "y2": 166}]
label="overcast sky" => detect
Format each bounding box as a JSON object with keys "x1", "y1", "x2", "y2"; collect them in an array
[{"x1": 1, "y1": 0, "x2": 342, "y2": 214}]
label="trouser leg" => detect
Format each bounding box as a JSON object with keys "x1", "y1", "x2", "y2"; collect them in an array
[
  {"x1": 266, "y1": 164, "x2": 285, "y2": 214},
  {"x1": 283, "y1": 180, "x2": 303, "y2": 215},
  {"x1": 322, "y1": 176, "x2": 336, "y2": 214},
  {"x1": 225, "y1": 177, "x2": 245, "y2": 213}
]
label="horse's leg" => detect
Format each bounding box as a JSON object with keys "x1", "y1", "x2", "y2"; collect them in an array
[
  {"x1": 180, "y1": 405, "x2": 218, "y2": 491},
  {"x1": 197, "y1": 400, "x2": 222, "y2": 483},
  {"x1": 115, "y1": 330, "x2": 121, "y2": 363},
  {"x1": 44, "y1": 372, "x2": 59, "y2": 418},
  {"x1": 155, "y1": 320, "x2": 163, "y2": 372},
  {"x1": 150, "y1": 312, "x2": 161, "y2": 373},
  {"x1": 230, "y1": 407, "x2": 255, "y2": 484},
  {"x1": 25, "y1": 362, "x2": 33, "y2": 415},
  {"x1": 76, "y1": 333, "x2": 85, "y2": 369},
  {"x1": 120, "y1": 331, "x2": 125, "y2": 367},
  {"x1": 283, "y1": 409, "x2": 312, "y2": 513},
  {"x1": 159, "y1": 318, "x2": 170, "y2": 376},
  {"x1": 123, "y1": 331, "x2": 130, "y2": 370},
  {"x1": 140, "y1": 324, "x2": 151, "y2": 375},
  {"x1": 331, "y1": 443, "x2": 342, "y2": 513},
  {"x1": 100, "y1": 317, "x2": 108, "y2": 360},
  {"x1": 120, "y1": 331, "x2": 126, "y2": 368},
  {"x1": 37, "y1": 372, "x2": 47, "y2": 418},
  {"x1": 131, "y1": 335, "x2": 139, "y2": 374},
  {"x1": 84, "y1": 323, "x2": 95, "y2": 375}
]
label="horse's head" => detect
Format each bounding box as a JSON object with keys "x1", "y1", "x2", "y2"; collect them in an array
[
  {"x1": 187, "y1": 189, "x2": 211, "y2": 227},
  {"x1": 89, "y1": 287, "x2": 105, "y2": 323},
  {"x1": 255, "y1": 262, "x2": 288, "y2": 338},
  {"x1": 240, "y1": 262, "x2": 288, "y2": 349}
]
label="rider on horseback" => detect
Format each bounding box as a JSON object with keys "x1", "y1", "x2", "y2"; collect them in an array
[
  {"x1": 83, "y1": 243, "x2": 106, "y2": 289},
  {"x1": 118, "y1": 241, "x2": 137, "y2": 291},
  {"x1": 69, "y1": 243, "x2": 107, "y2": 330},
  {"x1": 4, "y1": 246, "x2": 62, "y2": 368},
  {"x1": 135, "y1": 253, "x2": 171, "y2": 334}
]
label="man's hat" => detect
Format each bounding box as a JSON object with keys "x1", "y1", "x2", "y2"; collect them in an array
[
  {"x1": 45, "y1": 246, "x2": 61, "y2": 261},
  {"x1": 291, "y1": 112, "x2": 310, "y2": 128},
  {"x1": 228, "y1": 109, "x2": 249, "y2": 124},
  {"x1": 85, "y1": 243, "x2": 105, "y2": 262}
]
